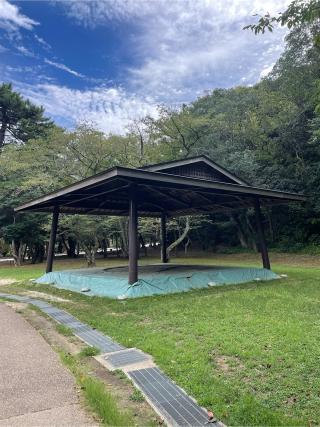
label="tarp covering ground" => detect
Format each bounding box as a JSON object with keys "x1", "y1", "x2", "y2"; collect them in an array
[{"x1": 36, "y1": 264, "x2": 279, "y2": 299}]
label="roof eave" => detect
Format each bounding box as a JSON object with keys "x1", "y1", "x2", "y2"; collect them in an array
[{"x1": 15, "y1": 165, "x2": 306, "y2": 213}]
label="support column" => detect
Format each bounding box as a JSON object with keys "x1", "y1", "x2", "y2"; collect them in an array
[
  {"x1": 128, "y1": 196, "x2": 138, "y2": 284},
  {"x1": 161, "y1": 212, "x2": 168, "y2": 263},
  {"x1": 46, "y1": 206, "x2": 59, "y2": 273},
  {"x1": 254, "y1": 199, "x2": 271, "y2": 270}
]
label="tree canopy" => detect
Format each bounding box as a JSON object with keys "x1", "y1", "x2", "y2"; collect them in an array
[{"x1": 0, "y1": 83, "x2": 53, "y2": 151}]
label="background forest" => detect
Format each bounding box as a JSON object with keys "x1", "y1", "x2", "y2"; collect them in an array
[{"x1": 1, "y1": 19, "x2": 320, "y2": 266}]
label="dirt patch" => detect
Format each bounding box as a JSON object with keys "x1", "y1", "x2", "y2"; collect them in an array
[
  {"x1": 19, "y1": 305, "x2": 83, "y2": 355},
  {"x1": 0, "y1": 278, "x2": 18, "y2": 286},
  {"x1": 284, "y1": 395, "x2": 298, "y2": 406},
  {"x1": 4, "y1": 301, "x2": 28, "y2": 311},
  {"x1": 214, "y1": 354, "x2": 245, "y2": 374},
  {"x1": 21, "y1": 290, "x2": 71, "y2": 303}
]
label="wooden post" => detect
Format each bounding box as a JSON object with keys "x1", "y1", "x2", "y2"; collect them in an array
[
  {"x1": 128, "y1": 195, "x2": 138, "y2": 284},
  {"x1": 161, "y1": 212, "x2": 168, "y2": 263},
  {"x1": 254, "y1": 199, "x2": 271, "y2": 270},
  {"x1": 46, "y1": 206, "x2": 59, "y2": 273}
]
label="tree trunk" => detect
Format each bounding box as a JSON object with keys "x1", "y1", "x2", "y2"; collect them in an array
[
  {"x1": 83, "y1": 245, "x2": 97, "y2": 267},
  {"x1": 118, "y1": 218, "x2": 129, "y2": 257},
  {"x1": 167, "y1": 217, "x2": 190, "y2": 257},
  {"x1": 184, "y1": 237, "x2": 191, "y2": 254},
  {"x1": 139, "y1": 234, "x2": 147, "y2": 257},
  {"x1": 246, "y1": 214, "x2": 258, "y2": 252},
  {"x1": 101, "y1": 239, "x2": 108, "y2": 258},
  {"x1": 83, "y1": 238, "x2": 99, "y2": 267},
  {"x1": 31, "y1": 243, "x2": 45, "y2": 264},
  {"x1": 0, "y1": 121, "x2": 7, "y2": 151},
  {"x1": 230, "y1": 213, "x2": 249, "y2": 248},
  {"x1": 11, "y1": 239, "x2": 25, "y2": 267},
  {"x1": 62, "y1": 236, "x2": 77, "y2": 258}
]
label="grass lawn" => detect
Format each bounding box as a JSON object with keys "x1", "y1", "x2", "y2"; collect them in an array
[{"x1": 1, "y1": 252, "x2": 320, "y2": 425}]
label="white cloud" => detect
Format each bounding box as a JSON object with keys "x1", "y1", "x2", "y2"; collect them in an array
[
  {"x1": 35, "y1": 34, "x2": 51, "y2": 50},
  {"x1": 59, "y1": 0, "x2": 290, "y2": 102},
  {"x1": 44, "y1": 58, "x2": 85, "y2": 78},
  {"x1": 0, "y1": 0, "x2": 38, "y2": 31},
  {"x1": 5, "y1": 0, "x2": 292, "y2": 134},
  {"x1": 16, "y1": 82, "x2": 159, "y2": 134},
  {"x1": 260, "y1": 63, "x2": 276, "y2": 79},
  {"x1": 16, "y1": 45, "x2": 35, "y2": 57},
  {"x1": 57, "y1": 0, "x2": 156, "y2": 28}
]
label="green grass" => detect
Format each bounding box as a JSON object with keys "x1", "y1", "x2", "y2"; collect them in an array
[
  {"x1": 2, "y1": 253, "x2": 320, "y2": 425},
  {"x1": 129, "y1": 389, "x2": 145, "y2": 402},
  {"x1": 55, "y1": 324, "x2": 73, "y2": 336},
  {"x1": 79, "y1": 346, "x2": 100, "y2": 358},
  {"x1": 60, "y1": 351, "x2": 132, "y2": 426}
]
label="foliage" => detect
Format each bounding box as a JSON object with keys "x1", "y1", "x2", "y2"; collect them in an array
[
  {"x1": 79, "y1": 346, "x2": 100, "y2": 357},
  {"x1": 55, "y1": 323, "x2": 73, "y2": 337},
  {"x1": 0, "y1": 83, "x2": 52, "y2": 150},
  {"x1": 244, "y1": 0, "x2": 320, "y2": 44}
]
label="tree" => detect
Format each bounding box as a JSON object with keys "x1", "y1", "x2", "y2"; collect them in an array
[
  {"x1": 0, "y1": 83, "x2": 52, "y2": 151},
  {"x1": 144, "y1": 106, "x2": 211, "y2": 160},
  {"x1": 244, "y1": 0, "x2": 320, "y2": 42}
]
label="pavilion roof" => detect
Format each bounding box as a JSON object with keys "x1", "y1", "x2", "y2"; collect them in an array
[{"x1": 15, "y1": 157, "x2": 306, "y2": 217}]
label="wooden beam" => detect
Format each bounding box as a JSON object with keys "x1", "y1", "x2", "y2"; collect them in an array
[
  {"x1": 61, "y1": 181, "x2": 130, "y2": 208},
  {"x1": 161, "y1": 212, "x2": 168, "y2": 263},
  {"x1": 46, "y1": 206, "x2": 59, "y2": 273},
  {"x1": 254, "y1": 198, "x2": 271, "y2": 270},
  {"x1": 128, "y1": 193, "x2": 138, "y2": 284},
  {"x1": 143, "y1": 185, "x2": 189, "y2": 208}
]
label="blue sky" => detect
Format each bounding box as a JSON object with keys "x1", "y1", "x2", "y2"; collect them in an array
[{"x1": 0, "y1": 0, "x2": 289, "y2": 133}]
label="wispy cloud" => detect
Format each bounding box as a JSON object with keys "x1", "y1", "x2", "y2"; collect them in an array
[
  {"x1": 0, "y1": 0, "x2": 38, "y2": 31},
  {"x1": 16, "y1": 45, "x2": 35, "y2": 57},
  {"x1": 44, "y1": 58, "x2": 84, "y2": 78},
  {"x1": 15, "y1": 82, "x2": 159, "y2": 134},
  {"x1": 3, "y1": 0, "x2": 291, "y2": 135},
  {"x1": 34, "y1": 34, "x2": 51, "y2": 50},
  {"x1": 59, "y1": 0, "x2": 290, "y2": 103}
]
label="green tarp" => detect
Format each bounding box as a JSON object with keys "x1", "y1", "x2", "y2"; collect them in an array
[{"x1": 36, "y1": 264, "x2": 279, "y2": 299}]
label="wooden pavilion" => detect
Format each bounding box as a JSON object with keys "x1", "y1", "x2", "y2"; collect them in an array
[{"x1": 15, "y1": 156, "x2": 306, "y2": 284}]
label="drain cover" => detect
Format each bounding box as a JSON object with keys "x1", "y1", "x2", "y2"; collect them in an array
[
  {"x1": 102, "y1": 348, "x2": 150, "y2": 369},
  {"x1": 128, "y1": 367, "x2": 209, "y2": 426}
]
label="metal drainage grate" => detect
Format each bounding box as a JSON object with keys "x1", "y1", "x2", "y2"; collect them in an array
[
  {"x1": 0, "y1": 293, "x2": 31, "y2": 303},
  {"x1": 128, "y1": 367, "x2": 210, "y2": 427},
  {"x1": 40, "y1": 306, "x2": 124, "y2": 353},
  {"x1": 103, "y1": 348, "x2": 149, "y2": 369}
]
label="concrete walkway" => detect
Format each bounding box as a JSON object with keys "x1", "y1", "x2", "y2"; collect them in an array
[{"x1": 0, "y1": 304, "x2": 96, "y2": 426}]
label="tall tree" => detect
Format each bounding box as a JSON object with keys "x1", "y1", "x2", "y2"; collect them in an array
[{"x1": 0, "y1": 83, "x2": 52, "y2": 151}]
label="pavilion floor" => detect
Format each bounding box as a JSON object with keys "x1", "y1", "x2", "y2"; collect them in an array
[{"x1": 36, "y1": 263, "x2": 279, "y2": 299}]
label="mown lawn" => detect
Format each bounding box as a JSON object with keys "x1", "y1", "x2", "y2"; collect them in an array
[{"x1": 1, "y1": 253, "x2": 320, "y2": 426}]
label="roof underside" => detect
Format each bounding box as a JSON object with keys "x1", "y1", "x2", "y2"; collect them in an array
[{"x1": 15, "y1": 166, "x2": 306, "y2": 217}]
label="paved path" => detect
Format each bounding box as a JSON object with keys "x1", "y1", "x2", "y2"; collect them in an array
[
  {"x1": 0, "y1": 304, "x2": 96, "y2": 426},
  {"x1": 0, "y1": 293, "x2": 222, "y2": 427}
]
